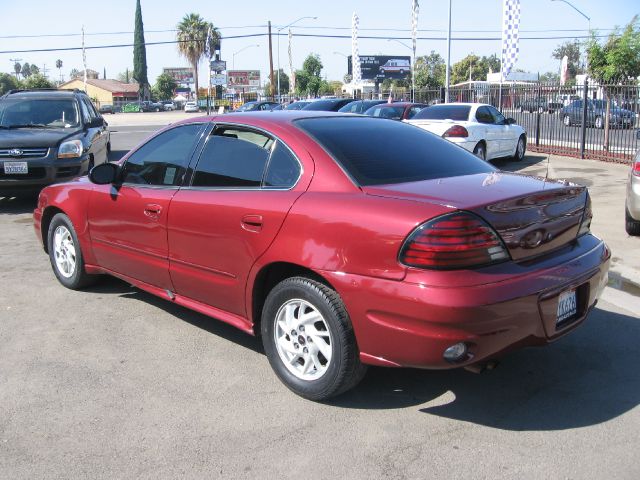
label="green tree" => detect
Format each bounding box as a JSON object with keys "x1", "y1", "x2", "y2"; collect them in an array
[
  {"x1": 552, "y1": 40, "x2": 582, "y2": 81},
  {"x1": 24, "y1": 74, "x2": 53, "y2": 89},
  {"x1": 69, "y1": 68, "x2": 81, "y2": 79},
  {"x1": 13, "y1": 62, "x2": 21, "y2": 78},
  {"x1": 450, "y1": 54, "x2": 500, "y2": 85},
  {"x1": 587, "y1": 16, "x2": 640, "y2": 149},
  {"x1": 153, "y1": 73, "x2": 177, "y2": 100},
  {"x1": 414, "y1": 51, "x2": 445, "y2": 88},
  {"x1": 22, "y1": 62, "x2": 31, "y2": 79},
  {"x1": 55, "y1": 59, "x2": 63, "y2": 82},
  {"x1": 116, "y1": 68, "x2": 133, "y2": 83},
  {"x1": 30, "y1": 64, "x2": 40, "y2": 76},
  {"x1": 265, "y1": 69, "x2": 289, "y2": 94},
  {"x1": 0, "y1": 73, "x2": 21, "y2": 95},
  {"x1": 176, "y1": 13, "x2": 219, "y2": 99},
  {"x1": 133, "y1": 0, "x2": 149, "y2": 98},
  {"x1": 294, "y1": 54, "x2": 324, "y2": 96},
  {"x1": 540, "y1": 71, "x2": 560, "y2": 83}
]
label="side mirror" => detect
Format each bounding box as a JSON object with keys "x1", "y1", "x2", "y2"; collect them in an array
[
  {"x1": 89, "y1": 162, "x2": 120, "y2": 184},
  {"x1": 505, "y1": 117, "x2": 516, "y2": 125},
  {"x1": 86, "y1": 117, "x2": 105, "y2": 129}
]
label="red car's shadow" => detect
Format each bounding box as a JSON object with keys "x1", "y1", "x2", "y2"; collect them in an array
[{"x1": 91, "y1": 277, "x2": 639, "y2": 430}]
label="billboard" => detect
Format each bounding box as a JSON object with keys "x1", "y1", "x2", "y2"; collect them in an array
[
  {"x1": 226, "y1": 70, "x2": 261, "y2": 89},
  {"x1": 163, "y1": 67, "x2": 194, "y2": 84},
  {"x1": 211, "y1": 74, "x2": 227, "y2": 86},
  {"x1": 348, "y1": 55, "x2": 411, "y2": 80},
  {"x1": 210, "y1": 60, "x2": 227, "y2": 72}
]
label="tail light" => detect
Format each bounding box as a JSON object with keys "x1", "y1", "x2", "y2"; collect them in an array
[
  {"x1": 578, "y1": 193, "x2": 592, "y2": 237},
  {"x1": 443, "y1": 125, "x2": 469, "y2": 138},
  {"x1": 399, "y1": 212, "x2": 510, "y2": 270},
  {"x1": 632, "y1": 159, "x2": 640, "y2": 177}
]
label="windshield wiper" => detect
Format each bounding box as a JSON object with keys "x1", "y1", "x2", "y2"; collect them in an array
[{"x1": 6, "y1": 123, "x2": 49, "y2": 129}]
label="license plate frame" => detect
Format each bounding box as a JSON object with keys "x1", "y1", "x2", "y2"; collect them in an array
[
  {"x1": 556, "y1": 288, "x2": 577, "y2": 324},
  {"x1": 3, "y1": 161, "x2": 28, "y2": 174}
]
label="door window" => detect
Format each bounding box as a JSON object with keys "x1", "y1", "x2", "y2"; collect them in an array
[
  {"x1": 475, "y1": 106, "x2": 494, "y2": 124},
  {"x1": 121, "y1": 124, "x2": 203, "y2": 186},
  {"x1": 487, "y1": 106, "x2": 506, "y2": 125},
  {"x1": 264, "y1": 141, "x2": 301, "y2": 188}
]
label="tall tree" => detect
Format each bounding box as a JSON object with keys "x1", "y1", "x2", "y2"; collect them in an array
[
  {"x1": 30, "y1": 64, "x2": 40, "y2": 76},
  {"x1": 587, "y1": 16, "x2": 640, "y2": 149},
  {"x1": 153, "y1": 73, "x2": 178, "y2": 100},
  {"x1": 13, "y1": 62, "x2": 21, "y2": 79},
  {"x1": 0, "y1": 72, "x2": 21, "y2": 95},
  {"x1": 133, "y1": 0, "x2": 149, "y2": 98},
  {"x1": 414, "y1": 51, "x2": 446, "y2": 89},
  {"x1": 265, "y1": 69, "x2": 289, "y2": 94},
  {"x1": 176, "y1": 13, "x2": 219, "y2": 99},
  {"x1": 552, "y1": 41, "x2": 582, "y2": 81},
  {"x1": 294, "y1": 54, "x2": 324, "y2": 96},
  {"x1": 450, "y1": 54, "x2": 499, "y2": 85},
  {"x1": 22, "y1": 62, "x2": 31, "y2": 79},
  {"x1": 55, "y1": 59, "x2": 63, "y2": 82}
]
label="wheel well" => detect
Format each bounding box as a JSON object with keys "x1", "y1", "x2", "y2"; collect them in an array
[
  {"x1": 474, "y1": 140, "x2": 486, "y2": 151},
  {"x1": 251, "y1": 262, "x2": 334, "y2": 335},
  {"x1": 40, "y1": 206, "x2": 65, "y2": 253}
]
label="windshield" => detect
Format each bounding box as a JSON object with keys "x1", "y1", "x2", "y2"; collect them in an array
[
  {"x1": 296, "y1": 117, "x2": 494, "y2": 186},
  {"x1": 0, "y1": 98, "x2": 80, "y2": 128},
  {"x1": 412, "y1": 105, "x2": 471, "y2": 121},
  {"x1": 365, "y1": 105, "x2": 405, "y2": 120}
]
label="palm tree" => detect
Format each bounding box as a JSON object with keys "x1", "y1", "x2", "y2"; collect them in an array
[
  {"x1": 176, "y1": 13, "x2": 219, "y2": 99},
  {"x1": 13, "y1": 62, "x2": 21, "y2": 79},
  {"x1": 56, "y1": 59, "x2": 63, "y2": 83}
]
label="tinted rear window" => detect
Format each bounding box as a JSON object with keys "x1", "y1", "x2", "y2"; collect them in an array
[
  {"x1": 413, "y1": 105, "x2": 471, "y2": 121},
  {"x1": 296, "y1": 117, "x2": 494, "y2": 186},
  {"x1": 365, "y1": 105, "x2": 405, "y2": 119},
  {"x1": 303, "y1": 100, "x2": 341, "y2": 111}
]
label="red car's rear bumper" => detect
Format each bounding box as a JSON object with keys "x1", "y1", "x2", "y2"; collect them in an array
[{"x1": 323, "y1": 234, "x2": 610, "y2": 369}]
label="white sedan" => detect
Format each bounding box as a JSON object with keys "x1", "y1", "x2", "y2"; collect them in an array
[
  {"x1": 184, "y1": 101, "x2": 199, "y2": 113},
  {"x1": 405, "y1": 103, "x2": 527, "y2": 161}
]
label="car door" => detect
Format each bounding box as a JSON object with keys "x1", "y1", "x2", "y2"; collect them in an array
[
  {"x1": 487, "y1": 106, "x2": 517, "y2": 157},
  {"x1": 88, "y1": 123, "x2": 206, "y2": 290},
  {"x1": 474, "y1": 106, "x2": 502, "y2": 158},
  {"x1": 168, "y1": 125, "x2": 307, "y2": 317}
]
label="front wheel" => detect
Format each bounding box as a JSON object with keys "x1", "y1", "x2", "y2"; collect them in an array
[
  {"x1": 261, "y1": 277, "x2": 367, "y2": 401},
  {"x1": 513, "y1": 135, "x2": 526, "y2": 161},
  {"x1": 626, "y1": 206, "x2": 640, "y2": 236},
  {"x1": 473, "y1": 142, "x2": 486, "y2": 161},
  {"x1": 47, "y1": 213, "x2": 99, "y2": 289}
]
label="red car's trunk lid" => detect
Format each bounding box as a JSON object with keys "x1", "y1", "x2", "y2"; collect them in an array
[{"x1": 363, "y1": 172, "x2": 588, "y2": 261}]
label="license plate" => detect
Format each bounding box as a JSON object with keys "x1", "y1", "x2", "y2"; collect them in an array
[
  {"x1": 3, "y1": 162, "x2": 28, "y2": 174},
  {"x1": 557, "y1": 289, "x2": 577, "y2": 324}
]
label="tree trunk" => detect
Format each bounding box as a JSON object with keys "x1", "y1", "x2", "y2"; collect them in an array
[
  {"x1": 193, "y1": 62, "x2": 199, "y2": 101},
  {"x1": 603, "y1": 90, "x2": 610, "y2": 151}
]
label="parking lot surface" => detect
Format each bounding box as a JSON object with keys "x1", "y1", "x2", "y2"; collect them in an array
[{"x1": 1, "y1": 125, "x2": 639, "y2": 479}]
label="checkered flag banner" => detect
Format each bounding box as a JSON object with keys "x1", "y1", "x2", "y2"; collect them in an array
[
  {"x1": 288, "y1": 29, "x2": 295, "y2": 93},
  {"x1": 500, "y1": 0, "x2": 521, "y2": 81},
  {"x1": 351, "y1": 12, "x2": 361, "y2": 85},
  {"x1": 411, "y1": 0, "x2": 419, "y2": 56}
]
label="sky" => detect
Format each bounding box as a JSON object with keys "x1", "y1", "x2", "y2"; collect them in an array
[{"x1": 0, "y1": 0, "x2": 638, "y2": 88}]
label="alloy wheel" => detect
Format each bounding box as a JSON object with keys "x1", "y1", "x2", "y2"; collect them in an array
[{"x1": 53, "y1": 225, "x2": 76, "y2": 278}]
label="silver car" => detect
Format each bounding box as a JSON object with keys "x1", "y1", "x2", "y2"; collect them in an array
[{"x1": 626, "y1": 149, "x2": 640, "y2": 235}]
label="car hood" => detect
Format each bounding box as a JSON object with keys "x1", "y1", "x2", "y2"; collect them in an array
[
  {"x1": 363, "y1": 172, "x2": 588, "y2": 261},
  {"x1": 0, "y1": 128, "x2": 82, "y2": 148}
]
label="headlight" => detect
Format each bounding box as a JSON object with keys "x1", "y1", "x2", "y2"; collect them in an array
[{"x1": 58, "y1": 140, "x2": 84, "y2": 159}]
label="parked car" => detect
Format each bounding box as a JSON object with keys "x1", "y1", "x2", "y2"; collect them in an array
[
  {"x1": 98, "y1": 104, "x2": 115, "y2": 115},
  {"x1": 518, "y1": 97, "x2": 563, "y2": 114},
  {"x1": 406, "y1": 103, "x2": 527, "y2": 161},
  {"x1": 364, "y1": 102, "x2": 427, "y2": 120},
  {"x1": 626, "y1": 149, "x2": 640, "y2": 235},
  {"x1": 140, "y1": 100, "x2": 164, "y2": 112},
  {"x1": 302, "y1": 98, "x2": 356, "y2": 111},
  {"x1": 34, "y1": 111, "x2": 609, "y2": 400},
  {"x1": 160, "y1": 101, "x2": 175, "y2": 111},
  {"x1": 338, "y1": 99, "x2": 388, "y2": 114},
  {"x1": 235, "y1": 101, "x2": 280, "y2": 112},
  {"x1": 284, "y1": 101, "x2": 312, "y2": 111},
  {"x1": 0, "y1": 88, "x2": 110, "y2": 196},
  {"x1": 184, "y1": 101, "x2": 199, "y2": 113},
  {"x1": 561, "y1": 99, "x2": 636, "y2": 129}
]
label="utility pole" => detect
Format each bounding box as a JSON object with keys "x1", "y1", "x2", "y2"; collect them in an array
[
  {"x1": 268, "y1": 21, "x2": 275, "y2": 98},
  {"x1": 445, "y1": 0, "x2": 452, "y2": 103}
]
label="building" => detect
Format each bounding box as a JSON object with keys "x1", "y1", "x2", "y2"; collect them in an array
[{"x1": 58, "y1": 78, "x2": 139, "y2": 108}]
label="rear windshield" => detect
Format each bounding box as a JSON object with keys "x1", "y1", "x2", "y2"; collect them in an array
[
  {"x1": 365, "y1": 105, "x2": 405, "y2": 120},
  {"x1": 296, "y1": 117, "x2": 494, "y2": 186},
  {"x1": 303, "y1": 100, "x2": 341, "y2": 111},
  {"x1": 413, "y1": 105, "x2": 471, "y2": 121}
]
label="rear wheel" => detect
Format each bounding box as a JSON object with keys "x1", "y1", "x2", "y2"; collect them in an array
[
  {"x1": 47, "y1": 213, "x2": 99, "y2": 289},
  {"x1": 626, "y1": 206, "x2": 640, "y2": 236},
  {"x1": 261, "y1": 277, "x2": 367, "y2": 401},
  {"x1": 595, "y1": 116, "x2": 603, "y2": 129},
  {"x1": 513, "y1": 135, "x2": 526, "y2": 161},
  {"x1": 473, "y1": 142, "x2": 486, "y2": 161}
]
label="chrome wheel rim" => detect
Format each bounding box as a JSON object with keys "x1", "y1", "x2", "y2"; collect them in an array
[
  {"x1": 517, "y1": 138, "x2": 525, "y2": 158},
  {"x1": 273, "y1": 299, "x2": 332, "y2": 381},
  {"x1": 53, "y1": 225, "x2": 76, "y2": 278}
]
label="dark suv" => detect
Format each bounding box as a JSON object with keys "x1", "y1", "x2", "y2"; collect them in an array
[{"x1": 0, "y1": 89, "x2": 110, "y2": 196}]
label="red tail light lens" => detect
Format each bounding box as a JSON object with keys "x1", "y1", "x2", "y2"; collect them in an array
[
  {"x1": 633, "y1": 160, "x2": 640, "y2": 177},
  {"x1": 578, "y1": 193, "x2": 592, "y2": 237},
  {"x1": 443, "y1": 125, "x2": 469, "y2": 138},
  {"x1": 399, "y1": 212, "x2": 510, "y2": 269}
]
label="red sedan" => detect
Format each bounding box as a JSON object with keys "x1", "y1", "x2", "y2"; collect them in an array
[
  {"x1": 363, "y1": 101, "x2": 428, "y2": 120},
  {"x1": 34, "y1": 112, "x2": 610, "y2": 400}
]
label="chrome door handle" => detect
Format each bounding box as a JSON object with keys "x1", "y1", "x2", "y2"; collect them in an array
[{"x1": 144, "y1": 204, "x2": 162, "y2": 218}]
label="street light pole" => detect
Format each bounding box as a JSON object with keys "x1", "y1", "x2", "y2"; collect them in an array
[
  {"x1": 276, "y1": 16, "x2": 317, "y2": 99},
  {"x1": 445, "y1": 0, "x2": 452, "y2": 103},
  {"x1": 232, "y1": 44, "x2": 260, "y2": 70},
  {"x1": 551, "y1": 0, "x2": 591, "y2": 69}
]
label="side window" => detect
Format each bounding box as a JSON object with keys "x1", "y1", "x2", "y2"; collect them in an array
[
  {"x1": 487, "y1": 106, "x2": 505, "y2": 124},
  {"x1": 407, "y1": 106, "x2": 424, "y2": 119},
  {"x1": 264, "y1": 141, "x2": 301, "y2": 188},
  {"x1": 78, "y1": 99, "x2": 91, "y2": 124},
  {"x1": 192, "y1": 127, "x2": 272, "y2": 188},
  {"x1": 121, "y1": 124, "x2": 203, "y2": 186},
  {"x1": 475, "y1": 106, "x2": 493, "y2": 124},
  {"x1": 82, "y1": 97, "x2": 99, "y2": 120}
]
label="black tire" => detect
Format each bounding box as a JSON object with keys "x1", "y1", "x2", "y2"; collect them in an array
[
  {"x1": 626, "y1": 206, "x2": 640, "y2": 236},
  {"x1": 473, "y1": 142, "x2": 486, "y2": 161},
  {"x1": 106, "y1": 141, "x2": 111, "y2": 153},
  {"x1": 513, "y1": 134, "x2": 526, "y2": 161},
  {"x1": 47, "y1": 213, "x2": 99, "y2": 290},
  {"x1": 261, "y1": 277, "x2": 367, "y2": 401}
]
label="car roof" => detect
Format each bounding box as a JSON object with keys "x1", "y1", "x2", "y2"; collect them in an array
[
  {"x1": 2, "y1": 89, "x2": 81, "y2": 100},
  {"x1": 431, "y1": 102, "x2": 488, "y2": 108},
  {"x1": 175, "y1": 110, "x2": 352, "y2": 127}
]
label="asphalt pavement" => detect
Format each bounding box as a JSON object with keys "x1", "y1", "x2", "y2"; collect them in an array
[{"x1": 1, "y1": 124, "x2": 639, "y2": 479}]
